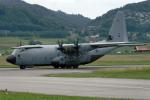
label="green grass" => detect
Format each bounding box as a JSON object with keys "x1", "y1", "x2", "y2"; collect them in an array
[
  {"x1": 0, "y1": 37, "x2": 62, "y2": 49},
  {"x1": 0, "y1": 37, "x2": 27, "y2": 49},
  {"x1": 0, "y1": 56, "x2": 17, "y2": 68},
  {"x1": 47, "y1": 67, "x2": 150, "y2": 79},
  {"x1": 0, "y1": 91, "x2": 128, "y2": 100},
  {"x1": 87, "y1": 55, "x2": 150, "y2": 66}
]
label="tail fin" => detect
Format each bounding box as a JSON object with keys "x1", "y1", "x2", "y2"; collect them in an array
[{"x1": 107, "y1": 11, "x2": 128, "y2": 42}]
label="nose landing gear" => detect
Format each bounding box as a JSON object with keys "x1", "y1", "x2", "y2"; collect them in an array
[{"x1": 20, "y1": 65, "x2": 26, "y2": 69}]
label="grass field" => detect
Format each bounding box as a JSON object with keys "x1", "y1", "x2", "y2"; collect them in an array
[
  {"x1": 0, "y1": 37, "x2": 61, "y2": 49},
  {"x1": 47, "y1": 67, "x2": 150, "y2": 79},
  {"x1": 0, "y1": 56, "x2": 17, "y2": 67},
  {"x1": 87, "y1": 54, "x2": 150, "y2": 66},
  {"x1": 0, "y1": 91, "x2": 128, "y2": 100}
]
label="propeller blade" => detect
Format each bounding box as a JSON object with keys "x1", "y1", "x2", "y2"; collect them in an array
[
  {"x1": 74, "y1": 39, "x2": 80, "y2": 56},
  {"x1": 19, "y1": 41, "x2": 22, "y2": 46},
  {"x1": 74, "y1": 39, "x2": 79, "y2": 50},
  {"x1": 57, "y1": 40, "x2": 64, "y2": 51},
  {"x1": 17, "y1": 41, "x2": 22, "y2": 46}
]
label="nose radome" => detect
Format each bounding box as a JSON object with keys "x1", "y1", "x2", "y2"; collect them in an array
[{"x1": 6, "y1": 55, "x2": 16, "y2": 64}]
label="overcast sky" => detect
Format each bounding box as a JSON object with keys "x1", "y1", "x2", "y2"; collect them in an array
[{"x1": 23, "y1": 0, "x2": 144, "y2": 19}]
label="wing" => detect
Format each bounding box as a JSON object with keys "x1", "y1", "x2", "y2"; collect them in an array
[
  {"x1": 57, "y1": 44, "x2": 80, "y2": 55},
  {"x1": 12, "y1": 45, "x2": 43, "y2": 49},
  {"x1": 57, "y1": 42, "x2": 146, "y2": 55},
  {"x1": 90, "y1": 42, "x2": 146, "y2": 48}
]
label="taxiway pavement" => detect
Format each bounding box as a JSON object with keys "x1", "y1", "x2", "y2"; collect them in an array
[{"x1": 0, "y1": 67, "x2": 150, "y2": 100}]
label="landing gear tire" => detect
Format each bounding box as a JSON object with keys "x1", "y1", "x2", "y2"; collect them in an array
[
  {"x1": 66, "y1": 66, "x2": 72, "y2": 69},
  {"x1": 54, "y1": 66, "x2": 59, "y2": 69},
  {"x1": 60, "y1": 66, "x2": 65, "y2": 69},
  {"x1": 20, "y1": 66, "x2": 26, "y2": 70},
  {"x1": 73, "y1": 66, "x2": 79, "y2": 69}
]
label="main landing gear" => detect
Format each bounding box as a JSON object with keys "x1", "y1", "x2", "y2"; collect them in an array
[
  {"x1": 20, "y1": 65, "x2": 26, "y2": 69},
  {"x1": 19, "y1": 65, "x2": 79, "y2": 69},
  {"x1": 54, "y1": 65, "x2": 79, "y2": 69}
]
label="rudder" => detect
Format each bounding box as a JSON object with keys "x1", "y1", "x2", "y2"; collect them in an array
[{"x1": 107, "y1": 11, "x2": 128, "y2": 42}]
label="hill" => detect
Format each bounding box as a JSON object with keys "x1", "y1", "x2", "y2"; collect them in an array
[
  {"x1": 0, "y1": 0, "x2": 150, "y2": 42},
  {"x1": 89, "y1": 0, "x2": 150, "y2": 42},
  {"x1": 0, "y1": 0, "x2": 90, "y2": 38}
]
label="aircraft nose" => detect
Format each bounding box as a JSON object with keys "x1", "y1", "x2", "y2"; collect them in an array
[{"x1": 6, "y1": 55, "x2": 16, "y2": 64}]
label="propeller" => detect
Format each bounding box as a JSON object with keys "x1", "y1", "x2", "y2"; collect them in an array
[
  {"x1": 73, "y1": 39, "x2": 80, "y2": 56},
  {"x1": 57, "y1": 40, "x2": 64, "y2": 51},
  {"x1": 19, "y1": 41, "x2": 22, "y2": 46},
  {"x1": 17, "y1": 40, "x2": 22, "y2": 47},
  {"x1": 57, "y1": 39, "x2": 80, "y2": 56}
]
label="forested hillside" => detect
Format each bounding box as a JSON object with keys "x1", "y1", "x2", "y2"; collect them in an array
[
  {"x1": 0, "y1": 0, "x2": 150, "y2": 42},
  {"x1": 0, "y1": 0, "x2": 90, "y2": 38},
  {"x1": 89, "y1": 0, "x2": 150, "y2": 42}
]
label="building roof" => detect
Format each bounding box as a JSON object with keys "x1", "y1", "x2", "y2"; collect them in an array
[{"x1": 135, "y1": 46, "x2": 150, "y2": 51}]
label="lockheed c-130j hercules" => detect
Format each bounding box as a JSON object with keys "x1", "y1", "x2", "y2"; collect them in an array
[{"x1": 6, "y1": 11, "x2": 142, "y2": 69}]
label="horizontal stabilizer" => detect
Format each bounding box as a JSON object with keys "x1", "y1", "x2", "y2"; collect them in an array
[{"x1": 90, "y1": 42, "x2": 146, "y2": 48}]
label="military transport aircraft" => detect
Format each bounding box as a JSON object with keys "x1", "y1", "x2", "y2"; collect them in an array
[{"x1": 6, "y1": 11, "x2": 141, "y2": 69}]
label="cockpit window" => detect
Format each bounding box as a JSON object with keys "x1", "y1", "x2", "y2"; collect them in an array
[
  {"x1": 12, "y1": 49, "x2": 18, "y2": 55},
  {"x1": 12, "y1": 48, "x2": 27, "y2": 55},
  {"x1": 12, "y1": 49, "x2": 21, "y2": 55}
]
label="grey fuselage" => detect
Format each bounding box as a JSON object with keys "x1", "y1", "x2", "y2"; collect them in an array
[{"x1": 10, "y1": 44, "x2": 116, "y2": 67}]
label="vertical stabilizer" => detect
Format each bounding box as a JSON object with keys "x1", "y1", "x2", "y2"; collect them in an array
[{"x1": 107, "y1": 11, "x2": 128, "y2": 42}]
